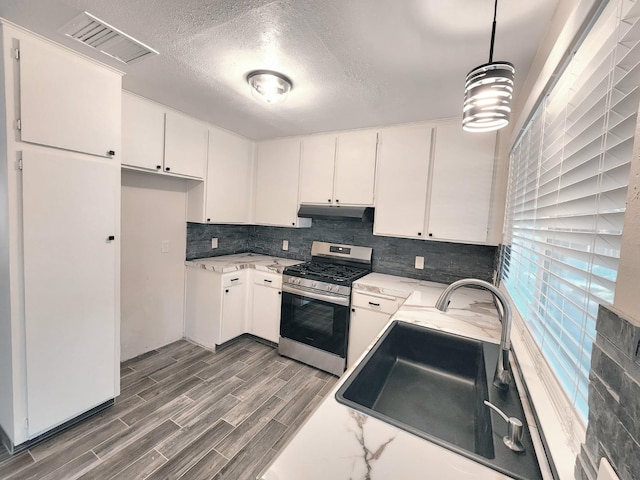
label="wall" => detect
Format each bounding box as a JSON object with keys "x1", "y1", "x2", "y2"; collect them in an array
[
  {"x1": 575, "y1": 305, "x2": 640, "y2": 480},
  {"x1": 187, "y1": 219, "x2": 497, "y2": 284},
  {"x1": 614, "y1": 113, "x2": 640, "y2": 324},
  {"x1": 121, "y1": 171, "x2": 188, "y2": 361}
]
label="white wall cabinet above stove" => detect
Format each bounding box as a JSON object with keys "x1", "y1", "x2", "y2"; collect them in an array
[
  {"x1": 374, "y1": 120, "x2": 496, "y2": 245},
  {"x1": 122, "y1": 91, "x2": 208, "y2": 180},
  {"x1": 299, "y1": 130, "x2": 378, "y2": 206},
  {"x1": 186, "y1": 127, "x2": 253, "y2": 224},
  {"x1": 254, "y1": 138, "x2": 311, "y2": 228},
  {"x1": 17, "y1": 35, "x2": 121, "y2": 158}
]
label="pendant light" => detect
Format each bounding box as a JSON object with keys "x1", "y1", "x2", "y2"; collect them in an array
[
  {"x1": 247, "y1": 70, "x2": 292, "y2": 104},
  {"x1": 462, "y1": 0, "x2": 515, "y2": 133}
]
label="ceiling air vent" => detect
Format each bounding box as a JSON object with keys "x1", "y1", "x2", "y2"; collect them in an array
[{"x1": 59, "y1": 12, "x2": 158, "y2": 64}]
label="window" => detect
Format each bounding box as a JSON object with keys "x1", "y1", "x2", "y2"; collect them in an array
[{"x1": 502, "y1": 0, "x2": 638, "y2": 422}]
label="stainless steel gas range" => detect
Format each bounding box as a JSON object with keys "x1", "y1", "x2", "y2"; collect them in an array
[{"x1": 278, "y1": 241, "x2": 373, "y2": 376}]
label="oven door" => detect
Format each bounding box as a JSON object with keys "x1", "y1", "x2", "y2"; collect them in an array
[{"x1": 280, "y1": 286, "x2": 350, "y2": 357}]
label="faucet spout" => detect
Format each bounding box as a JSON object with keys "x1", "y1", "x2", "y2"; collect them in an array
[{"x1": 435, "y1": 278, "x2": 513, "y2": 390}]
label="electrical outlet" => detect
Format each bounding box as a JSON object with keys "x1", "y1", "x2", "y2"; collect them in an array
[
  {"x1": 415, "y1": 256, "x2": 424, "y2": 269},
  {"x1": 282, "y1": 240, "x2": 289, "y2": 251},
  {"x1": 211, "y1": 238, "x2": 218, "y2": 249},
  {"x1": 161, "y1": 240, "x2": 170, "y2": 253}
]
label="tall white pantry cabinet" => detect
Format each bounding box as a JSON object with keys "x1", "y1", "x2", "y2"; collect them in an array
[{"x1": 0, "y1": 20, "x2": 122, "y2": 451}]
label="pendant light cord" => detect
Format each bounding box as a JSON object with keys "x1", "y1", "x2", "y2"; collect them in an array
[{"x1": 489, "y1": 0, "x2": 498, "y2": 62}]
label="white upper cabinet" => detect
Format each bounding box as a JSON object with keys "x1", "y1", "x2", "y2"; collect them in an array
[
  {"x1": 187, "y1": 127, "x2": 253, "y2": 223},
  {"x1": 334, "y1": 130, "x2": 378, "y2": 205},
  {"x1": 299, "y1": 134, "x2": 336, "y2": 204},
  {"x1": 254, "y1": 138, "x2": 308, "y2": 227},
  {"x1": 427, "y1": 124, "x2": 496, "y2": 243},
  {"x1": 374, "y1": 125, "x2": 432, "y2": 239},
  {"x1": 299, "y1": 130, "x2": 378, "y2": 206},
  {"x1": 122, "y1": 91, "x2": 165, "y2": 171},
  {"x1": 164, "y1": 111, "x2": 208, "y2": 178},
  {"x1": 18, "y1": 36, "x2": 121, "y2": 158},
  {"x1": 121, "y1": 92, "x2": 207, "y2": 179}
]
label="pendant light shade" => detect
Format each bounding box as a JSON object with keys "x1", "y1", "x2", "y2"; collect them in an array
[
  {"x1": 462, "y1": 0, "x2": 515, "y2": 133},
  {"x1": 247, "y1": 70, "x2": 292, "y2": 104},
  {"x1": 463, "y1": 61, "x2": 515, "y2": 132}
]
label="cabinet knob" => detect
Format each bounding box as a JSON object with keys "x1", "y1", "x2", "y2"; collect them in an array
[
  {"x1": 278, "y1": 291, "x2": 281, "y2": 295},
  {"x1": 418, "y1": 232, "x2": 422, "y2": 236},
  {"x1": 335, "y1": 199, "x2": 339, "y2": 203},
  {"x1": 225, "y1": 289, "x2": 229, "y2": 293},
  {"x1": 328, "y1": 199, "x2": 332, "y2": 203},
  {"x1": 351, "y1": 308, "x2": 355, "y2": 312},
  {"x1": 165, "y1": 167, "x2": 171, "y2": 172},
  {"x1": 429, "y1": 233, "x2": 433, "y2": 237},
  {"x1": 107, "y1": 150, "x2": 115, "y2": 156},
  {"x1": 107, "y1": 235, "x2": 115, "y2": 241},
  {"x1": 207, "y1": 218, "x2": 211, "y2": 222},
  {"x1": 291, "y1": 222, "x2": 295, "y2": 226},
  {"x1": 156, "y1": 165, "x2": 162, "y2": 170}
]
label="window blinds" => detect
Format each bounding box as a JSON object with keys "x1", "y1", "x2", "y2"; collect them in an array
[{"x1": 502, "y1": 0, "x2": 639, "y2": 421}]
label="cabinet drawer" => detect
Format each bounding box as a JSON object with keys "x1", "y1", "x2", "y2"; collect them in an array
[
  {"x1": 352, "y1": 291, "x2": 402, "y2": 315},
  {"x1": 253, "y1": 270, "x2": 282, "y2": 289},
  {"x1": 222, "y1": 273, "x2": 244, "y2": 287}
]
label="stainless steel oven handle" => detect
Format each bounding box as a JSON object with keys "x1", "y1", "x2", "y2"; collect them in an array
[{"x1": 282, "y1": 284, "x2": 351, "y2": 307}]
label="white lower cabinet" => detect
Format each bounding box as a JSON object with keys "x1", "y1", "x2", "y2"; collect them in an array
[
  {"x1": 250, "y1": 271, "x2": 283, "y2": 343},
  {"x1": 184, "y1": 268, "x2": 248, "y2": 348},
  {"x1": 347, "y1": 291, "x2": 403, "y2": 368}
]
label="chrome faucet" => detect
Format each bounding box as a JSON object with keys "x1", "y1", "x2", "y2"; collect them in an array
[{"x1": 434, "y1": 278, "x2": 513, "y2": 390}]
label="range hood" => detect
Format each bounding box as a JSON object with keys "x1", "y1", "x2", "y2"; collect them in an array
[{"x1": 297, "y1": 205, "x2": 374, "y2": 222}]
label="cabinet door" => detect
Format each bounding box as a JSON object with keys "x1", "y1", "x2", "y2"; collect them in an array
[
  {"x1": 374, "y1": 125, "x2": 432, "y2": 238},
  {"x1": 251, "y1": 285, "x2": 282, "y2": 343},
  {"x1": 428, "y1": 124, "x2": 496, "y2": 243},
  {"x1": 184, "y1": 267, "x2": 222, "y2": 349},
  {"x1": 164, "y1": 111, "x2": 208, "y2": 179},
  {"x1": 22, "y1": 150, "x2": 117, "y2": 436},
  {"x1": 254, "y1": 138, "x2": 301, "y2": 227},
  {"x1": 299, "y1": 134, "x2": 336, "y2": 204},
  {"x1": 347, "y1": 307, "x2": 391, "y2": 368},
  {"x1": 334, "y1": 130, "x2": 378, "y2": 205},
  {"x1": 220, "y1": 283, "x2": 247, "y2": 344},
  {"x1": 18, "y1": 37, "x2": 121, "y2": 158},
  {"x1": 206, "y1": 128, "x2": 252, "y2": 223},
  {"x1": 121, "y1": 92, "x2": 165, "y2": 171}
]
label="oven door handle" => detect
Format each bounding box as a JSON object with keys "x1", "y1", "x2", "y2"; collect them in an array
[{"x1": 282, "y1": 284, "x2": 351, "y2": 307}]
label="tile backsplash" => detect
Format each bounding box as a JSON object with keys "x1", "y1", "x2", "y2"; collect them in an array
[
  {"x1": 575, "y1": 305, "x2": 640, "y2": 480},
  {"x1": 187, "y1": 219, "x2": 497, "y2": 284}
]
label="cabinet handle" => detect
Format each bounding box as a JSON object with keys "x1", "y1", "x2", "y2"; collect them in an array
[
  {"x1": 225, "y1": 289, "x2": 229, "y2": 293},
  {"x1": 156, "y1": 165, "x2": 162, "y2": 170},
  {"x1": 165, "y1": 167, "x2": 171, "y2": 171},
  {"x1": 368, "y1": 302, "x2": 380, "y2": 307},
  {"x1": 264, "y1": 279, "x2": 273, "y2": 283},
  {"x1": 429, "y1": 233, "x2": 433, "y2": 237},
  {"x1": 107, "y1": 150, "x2": 115, "y2": 156},
  {"x1": 418, "y1": 232, "x2": 422, "y2": 236},
  {"x1": 230, "y1": 278, "x2": 239, "y2": 282},
  {"x1": 107, "y1": 235, "x2": 115, "y2": 241}
]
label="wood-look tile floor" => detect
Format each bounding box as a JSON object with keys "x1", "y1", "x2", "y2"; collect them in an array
[{"x1": 0, "y1": 337, "x2": 337, "y2": 480}]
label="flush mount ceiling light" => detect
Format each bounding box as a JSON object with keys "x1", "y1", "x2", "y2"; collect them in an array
[
  {"x1": 462, "y1": 0, "x2": 515, "y2": 133},
  {"x1": 247, "y1": 70, "x2": 292, "y2": 104}
]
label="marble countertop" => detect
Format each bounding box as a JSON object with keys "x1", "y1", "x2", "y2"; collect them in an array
[
  {"x1": 184, "y1": 253, "x2": 303, "y2": 274},
  {"x1": 260, "y1": 279, "x2": 519, "y2": 480}
]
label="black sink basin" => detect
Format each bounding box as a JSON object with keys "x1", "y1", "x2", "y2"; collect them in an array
[{"x1": 336, "y1": 321, "x2": 542, "y2": 480}]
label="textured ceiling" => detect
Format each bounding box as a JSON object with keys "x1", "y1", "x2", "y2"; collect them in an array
[{"x1": 0, "y1": 0, "x2": 559, "y2": 140}]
